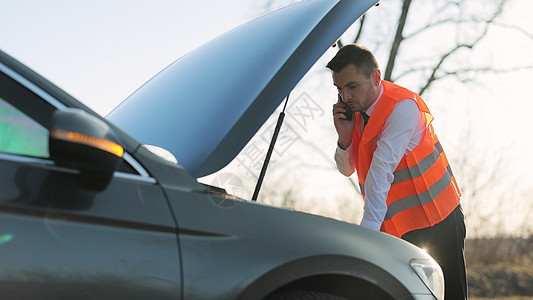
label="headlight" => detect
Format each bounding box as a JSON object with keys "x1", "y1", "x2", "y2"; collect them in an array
[{"x1": 410, "y1": 258, "x2": 444, "y2": 300}]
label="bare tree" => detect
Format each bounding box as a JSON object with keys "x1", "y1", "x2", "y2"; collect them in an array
[
  {"x1": 336, "y1": 0, "x2": 533, "y2": 96},
  {"x1": 259, "y1": 0, "x2": 533, "y2": 96}
]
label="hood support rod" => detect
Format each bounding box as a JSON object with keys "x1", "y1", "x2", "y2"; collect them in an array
[{"x1": 251, "y1": 93, "x2": 290, "y2": 201}]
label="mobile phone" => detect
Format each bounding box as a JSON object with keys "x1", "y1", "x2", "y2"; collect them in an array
[{"x1": 338, "y1": 94, "x2": 353, "y2": 121}]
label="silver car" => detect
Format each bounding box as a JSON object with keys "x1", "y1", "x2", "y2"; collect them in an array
[{"x1": 0, "y1": 0, "x2": 444, "y2": 299}]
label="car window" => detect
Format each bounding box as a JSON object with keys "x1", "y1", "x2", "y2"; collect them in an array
[
  {"x1": 0, "y1": 71, "x2": 54, "y2": 158},
  {"x1": 0, "y1": 70, "x2": 145, "y2": 176},
  {"x1": 0, "y1": 97, "x2": 49, "y2": 157}
]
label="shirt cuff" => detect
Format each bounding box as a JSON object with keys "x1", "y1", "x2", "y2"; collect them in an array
[
  {"x1": 359, "y1": 218, "x2": 382, "y2": 231},
  {"x1": 335, "y1": 142, "x2": 354, "y2": 176}
]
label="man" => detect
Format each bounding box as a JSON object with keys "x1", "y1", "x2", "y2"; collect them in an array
[{"x1": 327, "y1": 44, "x2": 467, "y2": 299}]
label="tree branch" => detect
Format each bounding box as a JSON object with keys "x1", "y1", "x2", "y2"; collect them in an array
[
  {"x1": 384, "y1": 0, "x2": 412, "y2": 81},
  {"x1": 353, "y1": 14, "x2": 366, "y2": 44},
  {"x1": 418, "y1": 43, "x2": 472, "y2": 95},
  {"x1": 417, "y1": 0, "x2": 506, "y2": 95},
  {"x1": 438, "y1": 65, "x2": 533, "y2": 82},
  {"x1": 494, "y1": 21, "x2": 533, "y2": 40},
  {"x1": 336, "y1": 14, "x2": 366, "y2": 48}
]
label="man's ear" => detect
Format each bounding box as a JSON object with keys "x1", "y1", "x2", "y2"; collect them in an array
[{"x1": 374, "y1": 69, "x2": 381, "y2": 85}]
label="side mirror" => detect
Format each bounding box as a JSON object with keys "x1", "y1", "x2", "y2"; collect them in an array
[{"x1": 49, "y1": 108, "x2": 124, "y2": 191}]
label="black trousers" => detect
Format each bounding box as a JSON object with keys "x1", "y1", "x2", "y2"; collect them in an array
[{"x1": 401, "y1": 204, "x2": 467, "y2": 300}]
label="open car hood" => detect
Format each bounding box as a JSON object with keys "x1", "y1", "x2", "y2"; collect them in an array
[{"x1": 107, "y1": 0, "x2": 378, "y2": 178}]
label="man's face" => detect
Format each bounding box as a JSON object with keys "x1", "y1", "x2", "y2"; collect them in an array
[{"x1": 332, "y1": 64, "x2": 381, "y2": 112}]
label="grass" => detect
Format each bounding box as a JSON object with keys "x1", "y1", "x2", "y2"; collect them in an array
[{"x1": 466, "y1": 237, "x2": 533, "y2": 298}]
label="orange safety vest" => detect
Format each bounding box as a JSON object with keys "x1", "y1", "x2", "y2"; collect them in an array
[{"x1": 353, "y1": 81, "x2": 461, "y2": 238}]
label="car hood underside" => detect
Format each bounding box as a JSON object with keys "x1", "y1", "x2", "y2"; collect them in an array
[{"x1": 107, "y1": 0, "x2": 378, "y2": 178}]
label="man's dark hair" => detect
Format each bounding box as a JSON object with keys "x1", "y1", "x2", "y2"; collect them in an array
[{"x1": 326, "y1": 44, "x2": 379, "y2": 78}]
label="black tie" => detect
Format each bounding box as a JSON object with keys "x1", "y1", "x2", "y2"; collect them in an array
[{"x1": 361, "y1": 112, "x2": 370, "y2": 131}]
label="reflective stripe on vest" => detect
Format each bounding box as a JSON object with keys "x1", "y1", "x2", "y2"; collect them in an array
[
  {"x1": 386, "y1": 141, "x2": 454, "y2": 221},
  {"x1": 352, "y1": 81, "x2": 461, "y2": 238}
]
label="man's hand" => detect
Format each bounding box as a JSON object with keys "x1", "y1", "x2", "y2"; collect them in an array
[{"x1": 333, "y1": 101, "x2": 355, "y2": 150}]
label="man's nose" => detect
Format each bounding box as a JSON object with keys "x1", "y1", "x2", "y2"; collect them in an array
[{"x1": 342, "y1": 91, "x2": 351, "y2": 102}]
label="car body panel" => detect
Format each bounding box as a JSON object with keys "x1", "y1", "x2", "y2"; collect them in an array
[
  {"x1": 166, "y1": 187, "x2": 435, "y2": 299},
  {"x1": 0, "y1": 156, "x2": 181, "y2": 299},
  {"x1": 107, "y1": 0, "x2": 378, "y2": 178}
]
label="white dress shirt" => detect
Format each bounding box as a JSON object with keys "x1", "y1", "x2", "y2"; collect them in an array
[{"x1": 334, "y1": 85, "x2": 425, "y2": 231}]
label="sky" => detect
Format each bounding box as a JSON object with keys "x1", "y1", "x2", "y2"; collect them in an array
[
  {"x1": 0, "y1": 0, "x2": 259, "y2": 114},
  {"x1": 2, "y1": 0, "x2": 533, "y2": 235}
]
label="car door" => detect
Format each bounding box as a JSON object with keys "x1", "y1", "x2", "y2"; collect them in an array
[{"x1": 0, "y1": 65, "x2": 181, "y2": 299}]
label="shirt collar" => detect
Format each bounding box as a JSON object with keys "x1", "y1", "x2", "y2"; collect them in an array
[{"x1": 364, "y1": 83, "x2": 383, "y2": 116}]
